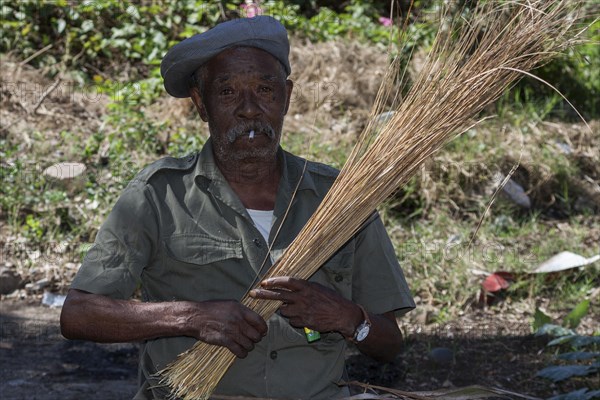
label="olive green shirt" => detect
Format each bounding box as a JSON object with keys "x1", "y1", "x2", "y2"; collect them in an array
[{"x1": 71, "y1": 140, "x2": 415, "y2": 399}]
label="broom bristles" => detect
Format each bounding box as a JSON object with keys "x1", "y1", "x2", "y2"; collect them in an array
[{"x1": 160, "y1": 1, "x2": 591, "y2": 398}]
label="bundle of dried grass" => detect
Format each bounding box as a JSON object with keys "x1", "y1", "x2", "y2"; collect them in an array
[{"x1": 161, "y1": 1, "x2": 591, "y2": 398}]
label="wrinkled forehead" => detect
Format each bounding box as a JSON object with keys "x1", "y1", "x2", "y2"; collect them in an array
[
  {"x1": 206, "y1": 47, "x2": 286, "y2": 75},
  {"x1": 193, "y1": 47, "x2": 287, "y2": 92}
]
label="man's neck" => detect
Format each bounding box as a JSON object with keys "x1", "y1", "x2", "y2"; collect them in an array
[{"x1": 216, "y1": 156, "x2": 281, "y2": 210}]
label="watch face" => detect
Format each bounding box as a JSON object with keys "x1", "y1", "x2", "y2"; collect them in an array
[{"x1": 356, "y1": 324, "x2": 370, "y2": 342}]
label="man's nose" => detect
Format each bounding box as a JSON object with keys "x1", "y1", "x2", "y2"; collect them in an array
[{"x1": 236, "y1": 89, "x2": 262, "y2": 119}]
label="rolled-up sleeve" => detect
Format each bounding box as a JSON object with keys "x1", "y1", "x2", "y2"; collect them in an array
[
  {"x1": 71, "y1": 181, "x2": 159, "y2": 299},
  {"x1": 352, "y1": 213, "x2": 415, "y2": 316}
]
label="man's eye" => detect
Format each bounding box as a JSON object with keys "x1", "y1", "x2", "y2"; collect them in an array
[
  {"x1": 220, "y1": 88, "x2": 234, "y2": 95},
  {"x1": 258, "y1": 86, "x2": 273, "y2": 93}
]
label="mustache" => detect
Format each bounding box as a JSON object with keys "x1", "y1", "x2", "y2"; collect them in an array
[{"x1": 226, "y1": 121, "x2": 276, "y2": 143}]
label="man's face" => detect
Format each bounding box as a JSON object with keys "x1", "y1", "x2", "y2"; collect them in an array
[{"x1": 191, "y1": 47, "x2": 293, "y2": 165}]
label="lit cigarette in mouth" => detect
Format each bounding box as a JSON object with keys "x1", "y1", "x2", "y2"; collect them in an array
[{"x1": 249, "y1": 130, "x2": 255, "y2": 141}]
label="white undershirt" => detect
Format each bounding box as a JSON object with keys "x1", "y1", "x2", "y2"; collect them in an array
[{"x1": 246, "y1": 209, "x2": 274, "y2": 243}]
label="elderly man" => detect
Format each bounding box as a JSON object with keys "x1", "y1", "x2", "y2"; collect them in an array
[{"x1": 60, "y1": 16, "x2": 414, "y2": 399}]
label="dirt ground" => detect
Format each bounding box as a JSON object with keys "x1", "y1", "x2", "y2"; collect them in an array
[
  {"x1": 1, "y1": 299, "x2": 597, "y2": 400},
  {"x1": 0, "y1": 301, "x2": 138, "y2": 400}
]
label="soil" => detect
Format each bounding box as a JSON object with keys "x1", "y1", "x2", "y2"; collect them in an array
[
  {"x1": 0, "y1": 301, "x2": 137, "y2": 400},
  {"x1": 1, "y1": 299, "x2": 597, "y2": 400}
]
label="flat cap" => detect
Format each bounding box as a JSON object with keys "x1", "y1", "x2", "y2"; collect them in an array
[{"x1": 161, "y1": 16, "x2": 291, "y2": 98}]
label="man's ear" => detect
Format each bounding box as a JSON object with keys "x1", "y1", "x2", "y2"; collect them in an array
[
  {"x1": 190, "y1": 86, "x2": 209, "y2": 122},
  {"x1": 283, "y1": 79, "x2": 294, "y2": 115}
]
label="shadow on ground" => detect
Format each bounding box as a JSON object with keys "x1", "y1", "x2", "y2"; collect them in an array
[{"x1": 2, "y1": 301, "x2": 596, "y2": 399}]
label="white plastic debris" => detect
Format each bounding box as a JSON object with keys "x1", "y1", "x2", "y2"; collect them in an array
[
  {"x1": 533, "y1": 251, "x2": 600, "y2": 273},
  {"x1": 555, "y1": 141, "x2": 572, "y2": 154},
  {"x1": 42, "y1": 291, "x2": 67, "y2": 308}
]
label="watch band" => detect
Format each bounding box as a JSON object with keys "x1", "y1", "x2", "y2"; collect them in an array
[
  {"x1": 347, "y1": 304, "x2": 371, "y2": 343},
  {"x1": 357, "y1": 304, "x2": 371, "y2": 327}
]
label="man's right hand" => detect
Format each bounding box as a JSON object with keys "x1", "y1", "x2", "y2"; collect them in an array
[
  {"x1": 184, "y1": 300, "x2": 268, "y2": 358},
  {"x1": 60, "y1": 290, "x2": 267, "y2": 358}
]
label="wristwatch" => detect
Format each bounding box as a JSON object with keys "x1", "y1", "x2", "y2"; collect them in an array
[{"x1": 349, "y1": 304, "x2": 371, "y2": 343}]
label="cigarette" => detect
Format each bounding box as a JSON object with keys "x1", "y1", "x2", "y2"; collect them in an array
[{"x1": 249, "y1": 130, "x2": 255, "y2": 140}]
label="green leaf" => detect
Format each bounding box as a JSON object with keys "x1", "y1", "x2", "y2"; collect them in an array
[
  {"x1": 563, "y1": 299, "x2": 590, "y2": 329},
  {"x1": 536, "y1": 365, "x2": 596, "y2": 382},
  {"x1": 571, "y1": 335, "x2": 600, "y2": 349},
  {"x1": 536, "y1": 324, "x2": 575, "y2": 338},
  {"x1": 533, "y1": 308, "x2": 553, "y2": 332},
  {"x1": 548, "y1": 334, "x2": 578, "y2": 346},
  {"x1": 549, "y1": 389, "x2": 600, "y2": 400},
  {"x1": 556, "y1": 351, "x2": 600, "y2": 361}
]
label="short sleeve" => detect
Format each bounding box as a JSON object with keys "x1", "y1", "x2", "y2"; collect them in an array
[
  {"x1": 70, "y1": 181, "x2": 159, "y2": 300},
  {"x1": 352, "y1": 213, "x2": 415, "y2": 317}
]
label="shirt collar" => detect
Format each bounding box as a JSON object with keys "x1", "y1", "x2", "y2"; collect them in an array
[{"x1": 193, "y1": 138, "x2": 318, "y2": 195}]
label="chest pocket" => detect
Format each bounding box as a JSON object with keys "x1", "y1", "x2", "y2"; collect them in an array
[
  {"x1": 164, "y1": 234, "x2": 243, "y2": 265},
  {"x1": 159, "y1": 234, "x2": 249, "y2": 302}
]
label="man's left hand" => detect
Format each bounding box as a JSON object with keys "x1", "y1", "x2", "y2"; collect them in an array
[{"x1": 249, "y1": 276, "x2": 361, "y2": 337}]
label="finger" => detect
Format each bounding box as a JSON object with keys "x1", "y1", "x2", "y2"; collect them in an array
[
  {"x1": 222, "y1": 337, "x2": 248, "y2": 358},
  {"x1": 260, "y1": 276, "x2": 305, "y2": 291},
  {"x1": 287, "y1": 317, "x2": 305, "y2": 328},
  {"x1": 243, "y1": 309, "x2": 268, "y2": 340},
  {"x1": 241, "y1": 322, "x2": 267, "y2": 342},
  {"x1": 243, "y1": 308, "x2": 268, "y2": 337},
  {"x1": 233, "y1": 333, "x2": 255, "y2": 353},
  {"x1": 249, "y1": 288, "x2": 289, "y2": 302},
  {"x1": 278, "y1": 303, "x2": 299, "y2": 319}
]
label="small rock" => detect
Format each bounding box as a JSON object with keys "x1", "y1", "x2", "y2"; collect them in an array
[
  {"x1": 0, "y1": 267, "x2": 22, "y2": 295},
  {"x1": 43, "y1": 162, "x2": 86, "y2": 179},
  {"x1": 34, "y1": 278, "x2": 51, "y2": 290},
  {"x1": 442, "y1": 379, "x2": 453, "y2": 388},
  {"x1": 493, "y1": 173, "x2": 531, "y2": 209},
  {"x1": 429, "y1": 347, "x2": 454, "y2": 365},
  {"x1": 25, "y1": 278, "x2": 51, "y2": 292},
  {"x1": 503, "y1": 179, "x2": 531, "y2": 208}
]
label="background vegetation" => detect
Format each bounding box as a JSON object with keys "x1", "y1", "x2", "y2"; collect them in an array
[{"x1": 0, "y1": 1, "x2": 598, "y2": 396}]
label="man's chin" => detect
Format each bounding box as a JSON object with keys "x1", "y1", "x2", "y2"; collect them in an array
[{"x1": 215, "y1": 146, "x2": 279, "y2": 165}]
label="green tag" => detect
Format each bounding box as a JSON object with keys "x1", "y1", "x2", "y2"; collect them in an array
[{"x1": 304, "y1": 327, "x2": 321, "y2": 343}]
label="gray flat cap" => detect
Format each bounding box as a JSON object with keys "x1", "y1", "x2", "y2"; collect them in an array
[{"x1": 161, "y1": 16, "x2": 291, "y2": 98}]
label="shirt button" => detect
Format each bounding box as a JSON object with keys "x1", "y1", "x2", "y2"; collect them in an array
[
  {"x1": 335, "y1": 274, "x2": 344, "y2": 282},
  {"x1": 270, "y1": 351, "x2": 278, "y2": 360},
  {"x1": 253, "y1": 238, "x2": 262, "y2": 248}
]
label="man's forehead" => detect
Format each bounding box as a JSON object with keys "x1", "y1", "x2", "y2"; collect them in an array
[
  {"x1": 212, "y1": 73, "x2": 280, "y2": 82},
  {"x1": 203, "y1": 47, "x2": 286, "y2": 80}
]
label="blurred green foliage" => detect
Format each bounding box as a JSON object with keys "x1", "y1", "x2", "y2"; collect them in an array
[{"x1": 1, "y1": 0, "x2": 596, "y2": 118}]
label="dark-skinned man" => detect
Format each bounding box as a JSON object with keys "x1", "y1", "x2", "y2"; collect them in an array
[{"x1": 60, "y1": 16, "x2": 414, "y2": 399}]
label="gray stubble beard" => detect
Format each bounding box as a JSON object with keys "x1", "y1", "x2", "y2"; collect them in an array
[{"x1": 209, "y1": 118, "x2": 284, "y2": 165}]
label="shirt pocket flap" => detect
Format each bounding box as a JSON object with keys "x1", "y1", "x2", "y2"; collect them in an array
[{"x1": 164, "y1": 234, "x2": 243, "y2": 265}]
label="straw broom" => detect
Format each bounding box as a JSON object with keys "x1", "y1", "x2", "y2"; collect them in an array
[{"x1": 161, "y1": 1, "x2": 591, "y2": 398}]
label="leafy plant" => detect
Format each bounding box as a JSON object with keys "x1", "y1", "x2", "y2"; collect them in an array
[{"x1": 533, "y1": 302, "x2": 599, "y2": 397}]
